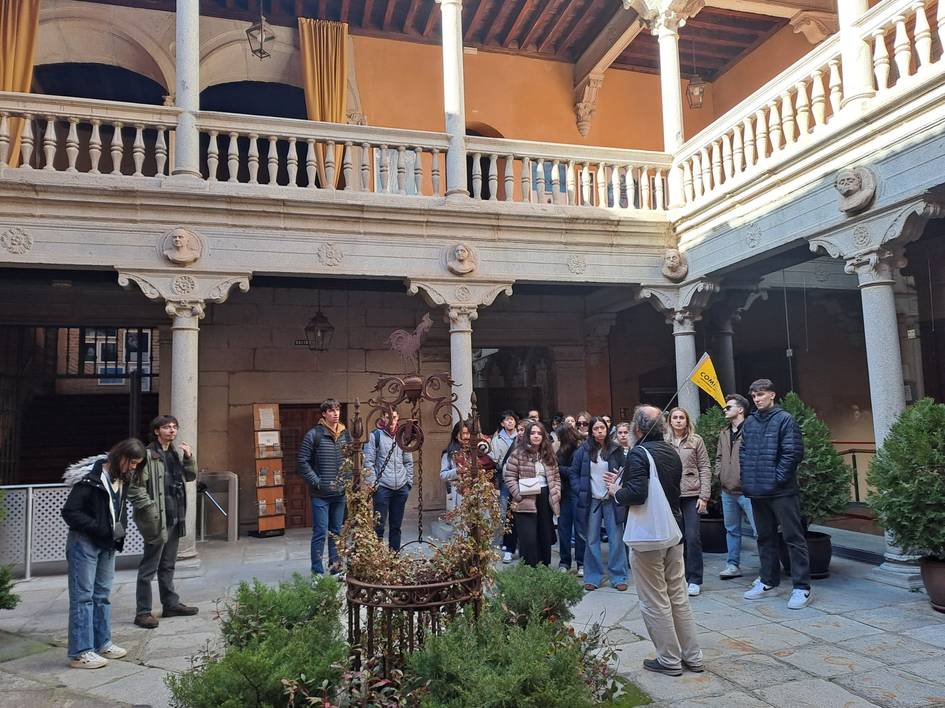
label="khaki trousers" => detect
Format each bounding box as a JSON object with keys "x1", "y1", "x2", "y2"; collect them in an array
[{"x1": 630, "y1": 544, "x2": 703, "y2": 670}]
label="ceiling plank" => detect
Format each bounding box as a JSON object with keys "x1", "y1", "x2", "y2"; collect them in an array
[
  {"x1": 382, "y1": 0, "x2": 397, "y2": 29},
  {"x1": 403, "y1": 0, "x2": 423, "y2": 34},
  {"x1": 483, "y1": 0, "x2": 519, "y2": 45},
  {"x1": 519, "y1": 0, "x2": 558, "y2": 52},
  {"x1": 340, "y1": 0, "x2": 350, "y2": 22},
  {"x1": 705, "y1": 0, "x2": 834, "y2": 19},
  {"x1": 573, "y1": 5, "x2": 642, "y2": 88},
  {"x1": 422, "y1": 3, "x2": 439, "y2": 37},
  {"x1": 502, "y1": 0, "x2": 538, "y2": 49},
  {"x1": 363, "y1": 0, "x2": 376, "y2": 27},
  {"x1": 317, "y1": 0, "x2": 327, "y2": 18},
  {"x1": 538, "y1": 0, "x2": 580, "y2": 54},
  {"x1": 464, "y1": 0, "x2": 492, "y2": 44}
]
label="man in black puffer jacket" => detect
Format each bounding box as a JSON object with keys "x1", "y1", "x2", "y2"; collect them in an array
[{"x1": 739, "y1": 379, "x2": 810, "y2": 610}]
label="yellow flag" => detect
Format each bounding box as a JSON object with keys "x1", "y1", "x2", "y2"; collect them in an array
[{"x1": 689, "y1": 353, "x2": 727, "y2": 409}]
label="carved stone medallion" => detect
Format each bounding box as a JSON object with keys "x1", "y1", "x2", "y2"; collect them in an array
[
  {"x1": 746, "y1": 224, "x2": 761, "y2": 249},
  {"x1": 316, "y1": 242, "x2": 344, "y2": 267},
  {"x1": 661, "y1": 248, "x2": 689, "y2": 282},
  {"x1": 852, "y1": 224, "x2": 872, "y2": 248},
  {"x1": 446, "y1": 242, "x2": 478, "y2": 276},
  {"x1": 1, "y1": 227, "x2": 33, "y2": 255},
  {"x1": 567, "y1": 254, "x2": 587, "y2": 274},
  {"x1": 835, "y1": 166, "x2": 876, "y2": 215},
  {"x1": 160, "y1": 227, "x2": 203, "y2": 266},
  {"x1": 173, "y1": 275, "x2": 197, "y2": 295},
  {"x1": 454, "y1": 285, "x2": 472, "y2": 302}
]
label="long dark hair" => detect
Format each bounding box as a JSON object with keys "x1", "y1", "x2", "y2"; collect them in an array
[
  {"x1": 443, "y1": 420, "x2": 470, "y2": 457},
  {"x1": 107, "y1": 438, "x2": 146, "y2": 482},
  {"x1": 587, "y1": 416, "x2": 616, "y2": 463},
  {"x1": 516, "y1": 421, "x2": 557, "y2": 468},
  {"x1": 555, "y1": 423, "x2": 581, "y2": 465}
]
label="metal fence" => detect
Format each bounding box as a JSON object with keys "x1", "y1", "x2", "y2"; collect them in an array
[{"x1": 0, "y1": 484, "x2": 145, "y2": 579}]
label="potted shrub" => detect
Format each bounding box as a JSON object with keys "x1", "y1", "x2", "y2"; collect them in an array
[
  {"x1": 868, "y1": 398, "x2": 945, "y2": 612},
  {"x1": 780, "y1": 393, "x2": 852, "y2": 578},
  {"x1": 695, "y1": 405, "x2": 728, "y2": 554}
]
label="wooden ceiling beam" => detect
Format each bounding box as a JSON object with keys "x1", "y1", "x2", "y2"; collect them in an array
[
  {"x1": 403, "y1": 0, "x2": 423, "y2": 34},
  {"x1": 363, "y1": 0, "x2": 376, "y2": 27},
  {"x1": 464, "y1": 0, "x2": 492, "y2": 43},
  {"x1": 573, "y1": 5, "x2": 642, "y2": 89},
  {"x1": 519, "y1": 0, "x2": 558, "y2": 52},
  {"x1": 382, "y1": 0, "x2": 397, "y2": 29},
  {"x1": 483, "y1": 0, "x2": 519, "y2": 45},
  {"x1": 537, "y1": 0, "x2": 579, "y2": 54},
  {"x1": 422, "y1": 3, "x2": 439, "y2": 37},
  {"x1": 705, "y1": 0, "x2": 834, "y2": 20},
  {"x1": 502, "y1": 0, "x2": 537, "y2": 49},
  {"x1": 317, "y1": 0, "x2": 327, "y2": 18},
  {"x1": 340, "y1": 0, "x2": 351, "y2": 22}
]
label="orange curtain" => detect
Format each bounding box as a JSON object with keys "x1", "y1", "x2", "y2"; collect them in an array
[
  {"x1": 0, "y1": 0, "x2": 40, "y2": 168},
  {"x1": 298, "y1": 18, "x2": 347, "y2": 188}
]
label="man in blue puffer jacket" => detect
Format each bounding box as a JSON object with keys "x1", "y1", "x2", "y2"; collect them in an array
[{"x1": 739, "y1": 379, "x2": 811, "y2": 610}]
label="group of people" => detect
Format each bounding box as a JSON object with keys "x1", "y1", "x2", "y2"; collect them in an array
[{"x1": 61, "y1": 415, "x2": 199, "y2": 669}]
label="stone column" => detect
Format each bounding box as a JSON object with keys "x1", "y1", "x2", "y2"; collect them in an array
[
  {"x1": 672, "y1": 311, "x2": 700, "y2": 419},
  {"x1": 436, "y1": 0, "x2": 468, "y2": 199},
  {"x1": 837, "y1": 0, "x2": 875, "y2": 112},
  {"x1": 174, "y1": 0, "x2": 201, "y2": 177},
  {"x1": 585, "y1": 313, "x2": 617, "y2": 415},
  {"x1": 447, "y1": 305, "x2": 476, "y2": 420},
  {"x1": 710, "y1": 286, "x2": 768, "y2": 395},
  {"x1": 715, "y1": 318, "x2": 736, "y2": 395},
  {"x1": 551, "y1": 345, "x2": 588, "y2": 415}
]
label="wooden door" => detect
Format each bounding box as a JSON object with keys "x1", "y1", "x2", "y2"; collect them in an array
[{"x1": 280, "y1": 403, "x2": 350, "y2": 529}]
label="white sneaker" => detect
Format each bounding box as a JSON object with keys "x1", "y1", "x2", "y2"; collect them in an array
[
  {"x1": 719, "y1": 563, "x2": 742, "y2": 579},
  {"x1": 787, "y1": 588, "x2": 811, "y2": 609},
  {"x1": 502, "y1": 551, "x2": 513, "y2": 564},
  {"x1": 98, "y1": 642, "x2": 127, "y2": 659},
  {"x1": 743, "y1": 579, "x2": 777, "y2": 600},
  {"x1": 70, "y1": 651, "x2": 108, "y2": 669},
  {"x1": 577, "y1": 566, "x2": 584, "y2": 578},
  {"x1": 687, "y1": 583, "x2": 701, "y2": 596}
]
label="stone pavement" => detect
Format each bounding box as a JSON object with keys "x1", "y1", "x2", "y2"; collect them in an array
[{"x1": 1, "y1": 528, "x2": 944, "y2": 707}]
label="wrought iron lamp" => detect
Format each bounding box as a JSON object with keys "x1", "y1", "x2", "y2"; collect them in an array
[
  {"x1": 686, "y1": 39, "x2": 706, "y2": 110},
  {"x1": 246, "y1": 0, "x2": 275, "y2": 60},
  {"x1": 304, "y1": 291, "x2": 335, "y2": 352}
]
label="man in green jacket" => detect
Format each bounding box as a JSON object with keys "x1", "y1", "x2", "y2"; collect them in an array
[{"x1": 128, "y1": 415, "x2": 199, "y2": 628}]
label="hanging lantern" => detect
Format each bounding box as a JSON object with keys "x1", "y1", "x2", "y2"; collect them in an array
[
  {"x1": 687, "y1": 76, "x2": 706, "y2": 109},
  {"x1": 246, "y1": 1, "x2": 275, "y2": 60},
  {"x1": 304, "y1": 306, "x2": 335, "y2": 352}
]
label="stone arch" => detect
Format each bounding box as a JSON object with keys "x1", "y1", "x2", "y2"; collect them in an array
[
  {"x1": 200, "y1": 28, "x2": 302, "y2": 92},
  {"x1": 37, "y1": 6, "x2": 174, "y2": 92},
  {"x1": 467, "y1": 122, "x2": 504, "y2": 139}
]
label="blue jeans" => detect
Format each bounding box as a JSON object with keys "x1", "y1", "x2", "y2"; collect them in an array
[
  {"x1": 311, "y1": 495, "x2": 345, "y2": 574},
  {"x1": 66, "y1": 531, "x2": 115, "y2": 658},
  {"x1": 373, "y1": 485, "x2": 409, "y2": 551},
  {"x1": 721, "y1": 491, "x2": 756, "y2": 567},
  {"x1": 557, "y1": 487, "x2": 584, "y2": 569},
  {"x1": 583, "y1": 498, "x2": 628, "y2": 587}
]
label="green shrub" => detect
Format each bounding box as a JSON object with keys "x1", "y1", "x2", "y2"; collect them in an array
[
  {"x1": 868, "y1": 398, "x2": 945, "y2": 560},
  {"x1": 0, "y1": 564, "x2": 19, "y2": 611},
  {"x1": 695, "y1": 406, "x2": 727, "y2": 517},
  {"x1": 166, "y1": 574, "x2": 346, "y2": 708},
  {"x1": 780, "y1": 393, "x2": 852, "y2": 528},
  {"x1": 491, "y1": 563, "x2": 584, "y2": 626}
]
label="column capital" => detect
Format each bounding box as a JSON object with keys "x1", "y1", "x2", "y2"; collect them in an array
[
  {"x1": 585, "y1": 312, "x2": 618, "y2": 364},
  {"x1": 405, "y1": 277, "x2": 513, "y2": 311},
  {"x1": 844, "y1": 247, "x2": 906, "y2": 287},
  {"x1": 117, "y1": 268, "x2": 251, "y2": 318},
  {"x1": 447, "y1": 305, "x2": 478, "y2": 331},
  {"x1": 574, "y1": 72, "x2": 605, "y2": 138},
  {"x1": 639, "y1": 277, "x2": 719, "y2": 329},
  {"x1": 628, "y1": 0, "x2": 704, "y2": 35},
  {"x1": 711, "y1": 284, "x2": 769, "y2": 329}
]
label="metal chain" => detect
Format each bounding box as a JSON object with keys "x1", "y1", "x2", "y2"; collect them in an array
[{"x1": 414, "y1": 396, "x2": 424, "y2": 543}]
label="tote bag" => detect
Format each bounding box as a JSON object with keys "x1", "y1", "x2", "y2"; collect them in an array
[{"x1": 623, "y1": 447, "x2": 683, "y2": 551}]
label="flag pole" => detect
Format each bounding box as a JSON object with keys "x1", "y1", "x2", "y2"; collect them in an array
[{"x1": 635, "y1": 352, "x2": 715, "y2": 446}]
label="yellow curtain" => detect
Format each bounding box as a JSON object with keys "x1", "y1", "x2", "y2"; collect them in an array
[
  {"x1": 0, "y1": 0, "x2": 40, "y2": 168},
  {"x1": 298, "y1": 18, "x2": 348, "y2": 188}
]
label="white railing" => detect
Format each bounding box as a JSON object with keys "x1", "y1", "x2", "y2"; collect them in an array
[
  {"x1": 466, "y1": 136, "x2": 672, "y2": 210},
  {"x1": 196, "y1": 111, "x2": 450, "y2": 197},
  {"x1": 673, "y1": 0, "x2": 945, "y2": 209},
  {"x1": 0, "y1": 92, "x2": 177, "y2": 176},
  {"x1": 0, "y1": 484, "x2": 145, "y2": 579}
]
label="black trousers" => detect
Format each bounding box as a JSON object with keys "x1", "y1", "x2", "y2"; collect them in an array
[
  {"x1": 751, "y1": 494, "x2": 811, "y2": 591},
  {"x1": 516, "y1": 487, "x2": 554, "y2": 567},
  {"x1": 679, "y1": 496, "x2": 704, "y2": 585}
]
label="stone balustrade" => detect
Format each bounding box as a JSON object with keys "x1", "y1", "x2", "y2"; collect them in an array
[
  {"x1": 465, "y1": 135, "x2": 672, "y2": 210},
  {"x1": 673, "y1": 0, "x2": 945, "y2": 211},
  {"x1": 0, "y1": 93, "x2": 178, "y2": 176}
]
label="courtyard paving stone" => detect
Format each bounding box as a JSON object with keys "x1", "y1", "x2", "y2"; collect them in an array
[{"x1": 1, "y1": 530, "x2": 943, "y2": 707}]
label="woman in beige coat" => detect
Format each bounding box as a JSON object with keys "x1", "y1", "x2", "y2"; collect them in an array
[
  {"x1": 504, "y1": 421, "x2": 561, "y2": 567},
  {"x1": 667, "y1": 407, "x2": 711, "y2": 597}
]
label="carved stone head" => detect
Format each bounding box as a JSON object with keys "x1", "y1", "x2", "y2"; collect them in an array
[
  {"x1": 161, "y1": 227, "x2": 203, "y2": 266},
  {"x1": 835, "y1": 166, "x2": 876, "y2": 214},
  {"x1": 661, "y1": 248, "x2": 688, "y2": 282},
  {"x1": 446, "y1": 242, "x2": 477, "y2": 276}
]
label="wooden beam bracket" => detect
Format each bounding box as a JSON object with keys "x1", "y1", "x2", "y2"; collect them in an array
[{"x1": 573, "y1": 72, "x2": 604, "y2": 137}]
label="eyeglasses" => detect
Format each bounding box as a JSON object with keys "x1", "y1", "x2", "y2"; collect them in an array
[
  {"x1": 723, "y1": 405, "x2": 734, "y2": 410},
  {"x1": 577, "y1": 421, "x2": 589, "y2": 427}
]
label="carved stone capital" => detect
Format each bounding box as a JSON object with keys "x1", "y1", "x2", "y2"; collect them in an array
[
  {"x1": 809, "y1": 193, "x2": 945, "y2": 265},
  {"x1": 405, "y1": 277, "x2": 513, "y2": 310},
  {"x1": 790, "y1": 10, "x2": 838, "y2": 44},
  {"x1": 628, "y1": 0, "x2": 704, "y2": 35},
  {"x1": 639, "y1": 278, "x2": 718, "y2": 323},
  {"x1": 447, "y1": 305, "x2": 478, "y2": 332},
  {"x1": 574, "y1": 73, "x2": 605, "y2": 138},
  {"x1": 117, "y1": 268, "x2": 251, "y2": 320},
  {"x1": 844, "y1": 248, "x2": 906, "y2": 287},
  {"x1": 712, "y1": 285, "x2": 769, "y2": 329}
]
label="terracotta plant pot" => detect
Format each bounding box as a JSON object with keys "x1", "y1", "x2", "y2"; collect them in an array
[
  {"x1": 920, "y1": 557, "x2": 945, "y2": 613},
  {"x1": 806, "y1": 531, "x2": 832, "y2": 579},
  {"x1": 700, "y1": 516, "x2": 727, "y2": 554}
]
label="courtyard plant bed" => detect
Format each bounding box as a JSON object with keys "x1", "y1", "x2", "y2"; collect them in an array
[
  {"x1": 780, "y1": 393, "x2": 852, "y2": 579},
  {"x1": 868, "y1": 398, "x2": 945, "y2": 612}
]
